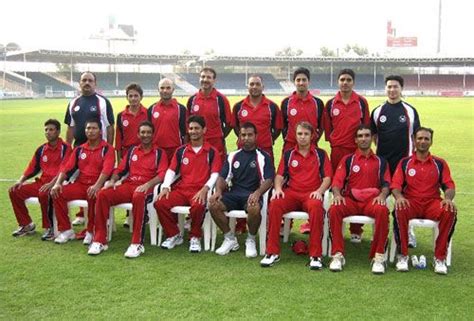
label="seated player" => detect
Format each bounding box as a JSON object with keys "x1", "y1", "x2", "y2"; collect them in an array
[
  {"x1": 88, "y1": 121, "x2": 168, "y2": 257},
  {"x1": 260, "y1": 121, "x2": 332, "y2": 269},
  {"x1": 209, "y1": 122, "x2": 274, "y2": 257},
  {"x1": 328, "y1": 125, "x2": 390, "y2": 274},
  {"x1": 9, "y1": 119, "x2": 71, "y2": 240}
]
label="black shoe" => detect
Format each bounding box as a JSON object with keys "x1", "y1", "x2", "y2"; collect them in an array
[{"x1": 41, "y1": 228, "x2": 55, "y2": 241}]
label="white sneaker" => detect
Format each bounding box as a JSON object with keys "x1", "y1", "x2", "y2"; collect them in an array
[
  {"x1": 350, "y1": 233, "x2": 362, "y2": 243},
  {"x1": 396, "y1": 255, "x2": 409, "y2": 272},
  {"x1": 72, "y1": 216, "x2": 85, "y2": 226},
  {"x1": 12, "y1": 222, "x2": 36, "y2": 237},
  {"x1": 83, "y1": 232, "x2": 93, "y2": 245},
  {"x1": 124, "y1": 244, "x2": 145, "y2": 258},
  {"x1": 245, "y1": 238, "x2": 257, "y2": 258},
  {"x1": 189, "y1": 237, "x2": 201, "y2": 253},
  {"x1": 309, "y1": 257, "x2": 323, "y2": 270},
  {"x1": 88, "y1": 242, "x2": 108, "y2": 255},
  {"x1": 161, "y1": 234, "x2": 183, "y2": 249},
  {"x1": 371, "y1": 253, "x2": 386, "y2": 274},
  {"x1": 260, "y1": 254, "x2": 280, "y2": 267},
  {"x1": 215, "y1": 237, "x2": 239, "y2": 256},
  {"x1": 329, "y1": 252, "x2": 345, "y2": 272},
  {"x1": 408, "y1": 227, "x2": 417, "y2": 248},
  {"x1": 434, "y1": 258, "x2": 448, "y2": 275},
  {"x1": 54, "y1": 229, "x2": 75, "y2": 244}
]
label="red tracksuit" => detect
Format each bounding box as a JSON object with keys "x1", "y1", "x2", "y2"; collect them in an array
[
  {"x1": 155, "y1": 142, "x2": 221, "y2": 239},
  {"x1": 266, "y1": 146, "x2": 332, "y2": 257},
  {"x1": 53, "y1": 141, "x2": 115, "y2": 232},
  {"x1": 187, "y1": 88, "x2": 232, "y2": 162},
  {"x1": 280, "y1": 92, "x2": 324, "y2": 152},
  {"x1": 391, "y1": 153, "x2": 456, "y2": 260},
  {"x1": 233, "y1": 95, "x2": 282, "y2": 158},
  {"x1": 93, "y1": 146, "x2": 168, "y2": 244},
  {"x1": 115, "y1": 105, "x2": 148, "y2": 158},
  {"x1": 328, "y1": 150, "x2": 391, "y2": 258},
  {"x1": 148, "y1": 99, "x2": 188, "y2": 162},
  {"x1": 9, "y1": 139, "x2": 71, "y2": 228}
]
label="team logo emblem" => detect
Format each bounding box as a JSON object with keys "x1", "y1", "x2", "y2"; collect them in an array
[
  {"x1": 80, "y1": 153, "x2": 87, "y2": 160},
  {"x1": 42, "y1": 155, "x2": 48, "y2": 162},
  {"x1": 123, "y1": 120, "x2": 129, "y2": 127},
  {"x1": 408, "y1": 169, "x2": 416, "y2": 176},
  {"x1": 379, "y1": 115, "x2": 387, "y2": 123},
  {"x1": 241, "y1": 110, "x2": 248, "y2": 117},
  {"x1": 233, "y1": 161, "x2": 240, "y2": 169},
  {"x1": 290, "y1": 108, "x2": 297, "y2": 116},
  {"x1": 132, "y1": 155, "x2": 138, "y2": 161},
  {"x1": 193, "y1": 105, "x2": 200, "y2": 112},
  {"x1": 291, "y1": 160, "x2": 299, "y2": 167},
  {"x1": 399, "y1": 115, "x2": 407, "y2": 123},
  {"x1": 332, "y1": 108, "x2": 340, "y2": 116},
  {"x1": 74, "y1": 106, "x2": 80, "y2": 112},
  {"x1": 90, "y1": 106, "x2": 97, "y2": 112},
  {"x1": 352, "y1": 165, "x2": 360, "y2": 173},
  {"x1": 182, "y1": 157, "x2": 189, "y2": 165},
  {"x1": 153, "y1": 112, "x2": 160, "y2": 118},
  {"x1": 250, "y1": 161, "x2": 257, "y2": 168}
]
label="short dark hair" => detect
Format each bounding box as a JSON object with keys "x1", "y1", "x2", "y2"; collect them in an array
[
  {"x1": 44, "y1": 119, "x2": 61, "y2": 131},
  {"x1": 248, "y1": 74, "x2": 263, "y2": 85},
  {"x1": 200, "y1": 67, "x2": 217, "y2": 79},
  {"x1": 138, "y1": 120, "x2": 154, "y2": 133},
  {"x1": 126, "y1": 83, "x2": 143, "y2": 97},
  {"x1": 414, "y1": 126, "x2": 434, "y2": 140},
  {"x1": 296, "y1": 121, "x2": 314, "y2": 134},
  {"x1": 188, "y1": 115, "x2": 206, "y2": 128},
  {"x1": 355, "y1": 124, "x2": 373, "y2": 137},
  {"x1": 85, "y1": 117, "x2": 102, "y2": 130},
  {"x1": 240, "y1": 122, "x2": 257, "y2": 134},
  {"x1": 338, "y1": 68, "x2": 355, "y2": 80},
  {"x1": 385, "y1": 75, "x2": 404, "y2": 88},
  {"x1": 293, "y1": 67, "x2": 310, "y2": 81},
  {"x1": 81, "y1": 71, "x2": 97, "y2": 82}
]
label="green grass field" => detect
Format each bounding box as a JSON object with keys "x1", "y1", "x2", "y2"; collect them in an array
[{"x1": 0, "y1": 96, "x2": 473, "y2": 320}]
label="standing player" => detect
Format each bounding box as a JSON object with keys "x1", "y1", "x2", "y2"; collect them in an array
[
  {"x1": 9, "y1": 119, "x2": 71, "y2": 240},
  {"x1": 115, "y1": 83, "x2": 148, "y2": 161},
  {"x1": 148, "y1": 78, "x2": 188, "y2": 162},
  {"x1": 50, "y1": 118, "x2": 115, "y2": 245},
  {"x1": 392, "y1": 127, "x2": 456, "y2": 275},
  {"x1": 260, "y1": 122, "x2": 332, "y2": 269},
  {"x1": 64, "y1": 72, "x2": 115, "y2": 227},
  {"x1": 281, "y1": 67, "x2": 324, "y2": 152},
  {"x1": 88, "y1": 121, "x2": 168, "y2": 257},
  {"x1": 155, "y1": 115, "x2": 221, "y2": 253},
  {"x1": 187, "y1": 67, "x2": 232, "y2": 162},
  {"x1": 328, "y1": 125, "x2": 390, "y2": 274},
  {"x1": 209, "y1": 122, "x2": 274, "y2": 258},
  {"x1": 232, "y1": 75, "x2": 282, "y2": 159},
  {"x1": 323, "y1": 69, "x2": 370, "y2": 242}
]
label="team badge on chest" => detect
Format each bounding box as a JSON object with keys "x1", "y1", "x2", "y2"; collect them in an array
[
  {"x1": 250, "y1": 161, "x2": 257, "y2": 168},
  {"x1": 352, "y1": 165, "x2": 360, "y2": 173},
  {"x1": 399, "y1": 115, "x2": 407, "y2": 123},
  {"x1": 42, "y1": 155, "x2": 48, "y2": 162},
  {"x1": 80, "y1": 153, "x2": 87, "y2": 160},
  {"x1": 153, "y1": 112, "x2": 160, "y2": 119},
  {"x1": 241, "y1": 110, "x2": 248, "y2": 117},
  {"x1": 74, "y1": 106, "x2": 81, "y2": 112},
  {"x1": 290, "y1": 108, "x2": 297, "y2": 116},
  {"x1": 182, "y1": 157, "x2": 189, "y2": 165},
  {"x1": 193, "y1": 105, "x2": 200, "y2": 112},
  {"x1": 90, "y1": 106, "x2": 97, "y2": 112},
  {"x1": 233, "y1": 161, "x2": 240, "y2": 169},
  {"x1": 291, "y1": 160, "x2": 299, "y2": 167},
  {"x1": 123, "y1": 120, "x2": 129, "y2": 127},
  {"x1": 132, "y1": 155, "x2": 138, "y2": 162},
  {"x1": 332, "y1": 108, "x2": 340, "y2": 116},
  {"x1": 408, "y1": 169, "x2": 416, "y2": 176},
  {"x1": 379, "y1": 115, "x2": 387, "y2": 123}
]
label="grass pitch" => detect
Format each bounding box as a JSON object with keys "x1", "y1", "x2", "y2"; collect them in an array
[{"x1": 0, "y1": 96, "x2": 473, "y2": 320}]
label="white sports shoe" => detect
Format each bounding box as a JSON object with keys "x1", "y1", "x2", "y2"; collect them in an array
[
  {"x1": 215, "y1": 237, "x2": 239, "y2": 256},
  {"x1": 83, "y1": 232, "x2": 93, "y2": 245},
  {"x1": 408, "y1": 227, "x2": 417, "y2": 248},
  {"x1": 88, "y1": 242, "x2": 108, "y2": 255},
  {"x1": 161, "y1": 234, "x2": 183, "y2": 249},
  {"x1": 189, "y1": 237, "x2": 201, "y2": 253},
  {"x1": 396, "y1": 255, "x2": 409, "y2": 272},
  {"x1": 371, "y1": 253, "x2": 386, "y2": 274},
  {"x1": 309, "y1": 257, "x2": 323, "y2": 270},
  {"x1": 72, "y1": 216, "x2": 85, "y2": 226},
  {"x1": 329, "y1": 252, "x2": 345, "y2": 272},
  {"x1": 434, "y1": 258, "x2": 448, "y2": 275},
  {"x1": 260, "y1": 254, "x2": 280, "y2": 267},
  {"x1": 54, "y1": 229, "x2": 75, "y2": 244},
  {"x1": 124, "y1": 244, "x2": 145, "y2": 258},
  {"x1": 245, "y1": 238, "x2": 257, "y2": 258}
]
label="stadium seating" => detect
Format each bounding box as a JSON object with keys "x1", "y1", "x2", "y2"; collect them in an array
[{"x1": 22, "y1": 72, "x2": 75, "y2": 92}]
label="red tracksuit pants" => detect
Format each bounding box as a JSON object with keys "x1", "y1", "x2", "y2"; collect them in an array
[
  {"x1": 9, "y1": 179, "x2": 52, "y2": 228},
  {"x1": 328, "y1": 197, "x2": 389, "y2": 258},
  {"x1": 394, "y1": 198, "x2": 456, "y2": 260},
  {"x1": 266, "y1": 189, "x2": 325, "y2": 258},
  {"x1": 155, "y1": 188, "x2": 206, "y2": 239},
  {"x1": 93, "y1": 183, "x2": 153, "y2": 245},
  {"x1": 53, "y1": 182, "x2": 96, "y2": 232}
]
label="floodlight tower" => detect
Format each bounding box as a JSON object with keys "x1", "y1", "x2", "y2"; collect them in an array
[{"x1": 437, "y1": 0, "x2": 442, "y2": 54}]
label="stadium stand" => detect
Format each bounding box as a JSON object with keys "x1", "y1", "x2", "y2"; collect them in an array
[
  {"x1": 179, "y1": 73, "x2": 282, "y2": 92},
  {"x1": 25, "y1": 72, "x2": 75, "y2": 92}
]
